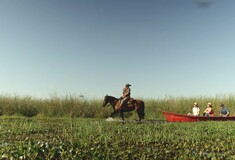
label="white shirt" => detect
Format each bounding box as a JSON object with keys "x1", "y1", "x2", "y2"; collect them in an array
[{"x1": 192, "y1": 107, "x2": 200, "y2": 116}]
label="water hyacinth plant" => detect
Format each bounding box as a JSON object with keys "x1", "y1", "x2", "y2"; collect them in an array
[{"x1": 1, "y1": 118, "x2": 235, "y2": 159}]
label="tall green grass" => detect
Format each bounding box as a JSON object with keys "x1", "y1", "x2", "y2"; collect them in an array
[
  {"x1": 0, "y1": 95, "x2": 111, "y2": 118},
  {"x1": 0, "y1": 94, "x2": 234, "y2": 119}
]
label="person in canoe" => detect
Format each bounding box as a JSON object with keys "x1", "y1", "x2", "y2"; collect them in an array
[
  {"x1": 220, "y1": 104, "x2": 229, "y2": 117},
  {"x1": 203, "y1": 102, "x2": 214, "y2": 117},
  {"x1": 187, "y1": 102, "x2": 200, "y2": 116}
]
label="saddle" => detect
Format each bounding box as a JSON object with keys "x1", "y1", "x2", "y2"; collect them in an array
[
  {"x1": 124, "y1": 98, "x2": 135, "y2": 108},
  {"x1": 127, "y1": 98, "x2": 135, "y2": 105},
  {"x1": 116, "y1": 98, "x2": 136, "y2": 111}
]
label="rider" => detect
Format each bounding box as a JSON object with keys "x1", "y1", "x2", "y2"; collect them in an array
[{"x1": 119, "y1": 83, "x2": 131, "y2": 110}]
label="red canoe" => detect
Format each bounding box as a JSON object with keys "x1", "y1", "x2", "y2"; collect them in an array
[{"x1": 162, "y1": 111, "x2": 235, "y2": 122}]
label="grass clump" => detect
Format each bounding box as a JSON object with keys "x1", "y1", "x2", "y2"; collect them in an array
[{"x1": 0, "y1": 94, "x2": 235, "y2": 119}]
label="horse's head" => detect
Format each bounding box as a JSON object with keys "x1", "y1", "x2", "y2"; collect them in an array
[
  {"x1": 103, "y1": 95, "x2": 119, "y2": 107},
  {"x1": 102, "y1": 94, "x2": 109, "y2": 107}
]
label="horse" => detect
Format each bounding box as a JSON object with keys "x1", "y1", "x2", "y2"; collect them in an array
[{"x1": 102, "y1": 95, "x2": 145, "y2": 121}]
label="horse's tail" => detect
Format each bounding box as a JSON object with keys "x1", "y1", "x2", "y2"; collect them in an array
[
  {"x1": 142, "y1": 101, "x2": 145, "y2": 119},
  {"x1": 134, "y1": 99, "x2": 145, "y2": 120}
]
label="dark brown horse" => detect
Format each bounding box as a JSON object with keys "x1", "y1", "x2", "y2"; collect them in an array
[{"x1": 102, "y1": 95, "x2": 145, "y2": 121}]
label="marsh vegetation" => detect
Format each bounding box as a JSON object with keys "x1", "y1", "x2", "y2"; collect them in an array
[{"x1": 1, "y1": 94, "x2": 235, "y2": 159}]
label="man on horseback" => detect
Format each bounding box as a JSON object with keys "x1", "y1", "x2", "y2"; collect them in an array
[{"x1": 119, "y1": 83, "x2": 131, "y2": 110}]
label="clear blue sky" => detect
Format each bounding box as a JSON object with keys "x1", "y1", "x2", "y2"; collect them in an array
[{"x1": 1, "y1": 0, "x2": 235, "y2": 99}]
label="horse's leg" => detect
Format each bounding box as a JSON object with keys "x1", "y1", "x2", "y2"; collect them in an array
[
  {"x1": 120, "y1": 111, "x2": 124, "y2": 121},
  {"x1": 137, "y1": 110, "x2": 142, "y2": 121},
  {"x1": 110, "y1": 110, "x2": 117, "y2": 117}
]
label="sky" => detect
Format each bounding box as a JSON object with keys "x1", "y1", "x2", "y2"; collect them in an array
[{"x1": 1, "y1": 0, "x2": 235, "y2": 99}]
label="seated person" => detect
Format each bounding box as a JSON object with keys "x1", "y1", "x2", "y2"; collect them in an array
[
  {"x1": 220, "y1": 104, "x2": 229, "y2": 117},
  {"x1": 187, "y1": 102, "x2": 200, "y2": 116},
  {"x1": 203, "y1": 102, "x2": 214, "y2": 117}
]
